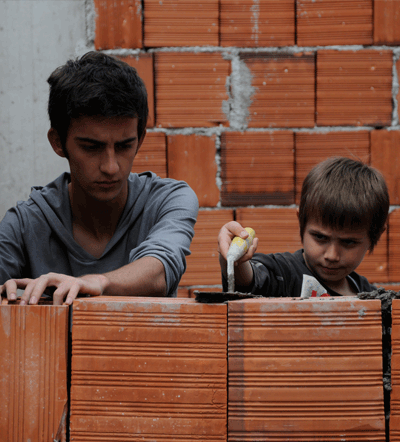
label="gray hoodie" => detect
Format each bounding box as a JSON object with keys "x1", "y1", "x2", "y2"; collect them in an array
[{"x1": 0, "y1": 172, "x2": 198, "y2": 296}]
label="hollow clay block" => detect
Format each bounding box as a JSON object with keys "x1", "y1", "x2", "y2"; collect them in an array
[
  {"x1": 391, "y1": 299, "x2": 400, "y2": 441},
  {"x1": 228, "y1": 297, "x2": 386, "y2": 441},
  {"x1": 0, "y1": 304, "x2": 69, "y2": 441},
  {"x1": 70, "y1": 297, "x2": 227, "y2": 441}
]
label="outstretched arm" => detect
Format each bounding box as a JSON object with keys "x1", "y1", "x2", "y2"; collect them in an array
[
  {"x1": 0, "y1": 256, "x2": 166, "y2": 305},
  {"x1": 0, "y1": 177, "x2": 198, "y2": 305}
]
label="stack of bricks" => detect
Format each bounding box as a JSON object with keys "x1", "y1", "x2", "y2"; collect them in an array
[
  {"x1": 228, "y1": 297, "x2": 386, "y2": 441},
  {"x1": 1, "y1": 296, "x2": 391, "y2": 440},
  {"x1": 91, "y1": 0, "x2": 400, "y2": 294},
  {"x1": 70, "y1": 297, "x2": 228, "y2": 441},
  {"x1": 0, "y1": 303, "x2": 69, "y2": 441}
]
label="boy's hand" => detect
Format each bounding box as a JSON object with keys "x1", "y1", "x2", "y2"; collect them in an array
[
  {"x1": 217, "y1": 221, "x2": 258, "y2": 265},
  {"x1": 0, "y1": 273, "x2": 109, "y2": 306}
]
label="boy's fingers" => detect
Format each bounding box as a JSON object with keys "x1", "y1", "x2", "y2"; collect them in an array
[
  {"x1": 14, "y1": 278, "x2": 34, "y2": 287},
  {"x1": 18, "y1": 275, "x2": 52, "y2": 305},
  {"x1": 19, "y1": 288, "x2": 31, "y2": 306},
  {"x1": 52, "y1": 284, "x2": 69, "y2": 305},
  {"x1": 63, "y1": 285, "x2": 81, "y2": 305},
  {"x1": 6, "y1": 281, "x2": 17, "y2": 301},
  {"x1": 3, "y1": 274, "x2": 102, "y2": 306},
  {"x1": 217, "y1": 235, "x2": 230, "y2": 258},
  {"x1": 251, "y1": 237, "x2": 259, "y2": 254},
  {"x1": 224, "y1": 221, "x2": 248, "y2": 238},
  {"x1": 218, "y1": 222, "x2": 249, "y2": 258},
  {"x1": 1, "y1": 280, "x2": 18, "y2": 301},
  {"x1": 53, "y1": 282, "x2": 80, "y2": 306},
  {"x1": 20, "y1": 273, "x2": 69, "y2": 305},
  {"x1": 236, "y1": 238, "x2": 258, "y2": 265},
  {"x1": 20, "y1": 279, "x2": 38, "y2": 305},
  {"x1": 28, "y1": 276, "x2": 56, "y2": 305},
  {"x1": 11, "y1": 278, "x2": 35, "y2": 304}
]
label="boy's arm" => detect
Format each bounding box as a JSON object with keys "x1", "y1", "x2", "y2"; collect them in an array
[
  {"x1": 1, "y1": 256, "x2": 166, "y2": 305},
  {"x1": 1, "y1": 182, "x2": 199, "y2": 305},
  {"x1": 218, "y1": 221, "x2": 258, "y2": 290},
  {"x1": 0, "y1": 208, "x2": 27, "y2": 285}
]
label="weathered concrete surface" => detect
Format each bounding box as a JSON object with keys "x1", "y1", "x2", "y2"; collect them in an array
[{"x1": 0, "y1": 0, "x2": 88, "y2": 219}]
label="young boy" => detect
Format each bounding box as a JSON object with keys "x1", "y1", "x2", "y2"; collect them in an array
[
  {"x1": 0, "y1": 51, "x2": 198, "y2": 305},
  {"x1": 218, "y1": 157, "x2": 389, "y2": 297}
]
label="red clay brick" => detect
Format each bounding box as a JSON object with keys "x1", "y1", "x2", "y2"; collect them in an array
[
  {"x1": 317, "y1": 50, "x2": 393, "y2": 126},
  {"x1": 371, "y1": 130, "x2": 400, "y2": 205},
  {"x1": 389, "y1": 209, "x2": 400, "y2": 281},
  {"x1": 167, "y1": 135, "x2": 219, "y2": 207},
  {"x1": 228, "y1": 297, "x2": 385, "y2": 441},
  {"x1": 374, "y1": 0, "x2": 400, "y2": 45},
  {"x1": 132, "y1": 132, "x2": 167, "y2": 178},
  {"x1": 120, "y1": 54, "x2": 155, "y2": 128},
  {"x1": 181, "y1": 209, "x2": 234, "y2": 286},
  {"x1": 70, "y1": 297, "x2": 227, "y2": 440},
  {"x1": 297, "y1": 0, "x2": 373, "y2": 46},
  {"x1": 391, "y1": 299, "x2": 400, "y2": 441},
  {"x1": 220, "y1": 131, "x2": 295, "y2": 206},
  {"x1": 177, "y1": 287, "x2": 190, "y2": 298},
  {"x1": 356, "y1": 229, "x2": 388, "y2": 283},
  {"x1": 155, "y1": 52, "x2": 230, "y2": 128},
  {"x1": 94, "y1": 0, "x2": 143, "y2": 50},
  {"x1": 240, "y1": 52, "x2": 315, "y2": 128},
  {"x1": 220, "y1": 0, "x2": 295, "y2": 47},
  {"x1": 144, "y1": 0, "x2": 218, "y2": 47},
  {"x1": 0, "y1": 305, "x2": 69, "y2": 441},
  {"x1": 295, "y1": 131, "x2": 371, "y2": 203},
  {"x1": 237, "y1": 207, "x2": 301, "y2": 254}
]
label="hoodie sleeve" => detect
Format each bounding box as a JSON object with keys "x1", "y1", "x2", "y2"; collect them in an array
[
  {"x1": 0, "y1": 207, "x2": 27, "y2": 284},
  {"x1": 128, "y1": 180, "x2": 199, "y2": 296}
]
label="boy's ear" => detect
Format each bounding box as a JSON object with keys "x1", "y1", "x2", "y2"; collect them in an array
[
  {"x1": 48, "y1": 128, "x2": 66, "y2": 158},
  {"x1": 296, "y1": 208, "x2": 300, "y2": 220},
  {"x1": 136, "y1": 129, "x2": 147, "y2": 154}
]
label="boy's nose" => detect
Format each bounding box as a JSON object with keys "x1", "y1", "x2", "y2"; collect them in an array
[
  {"x1": 324, "y1": 243, "x2": 340, "y2": 262},
  {"x1": 100, "y1": 148, "x2": 119, "y2": 175}
]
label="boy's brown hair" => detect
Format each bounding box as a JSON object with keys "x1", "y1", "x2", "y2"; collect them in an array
[
  {"x1": 47, "y1": 51, "x2": 148, "y2": 157},
  {"x1": 298, "y1": 156, "x2": 389, "y2": 251}
]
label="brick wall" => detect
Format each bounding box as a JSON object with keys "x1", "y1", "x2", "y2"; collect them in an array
[
  {"x1": 2, "y1": 296, "x2": 388, "y2": 440},
  {"x1": 91, "y1": 0, "x2": 400, "y2": 293}
]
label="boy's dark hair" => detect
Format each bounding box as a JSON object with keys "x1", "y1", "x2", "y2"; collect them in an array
[
  {"x1": 299, "y1": 156, "x2": 389, "y2": 251},
  {"x1": 47, "y1": 51, "x2": 148, "y2": 156}
]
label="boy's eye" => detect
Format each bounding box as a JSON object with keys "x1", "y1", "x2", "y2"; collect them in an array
[
  {"x1": 81, "y1": 143, "x2": 102, "y2": 151},
  {"x1": 116, "y1": 143, "x2": 133, "y2": 150},
  {"x1": 80, "y1": 142, "x2": 134, "y2": 151},
  {"x1": 342, "y1": 239, "x2": 357, "y2": 246},
  {"x1": 313, "y1": 233, "x2": 327, "y2": 241}
]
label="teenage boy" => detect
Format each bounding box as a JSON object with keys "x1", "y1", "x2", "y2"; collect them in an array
[
  {"x1": 0, "y1": 51, "x2": 198, "y2": 305},
  {"x1": 218, "y1": 157, "x2": 389, "y2": 297}
]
